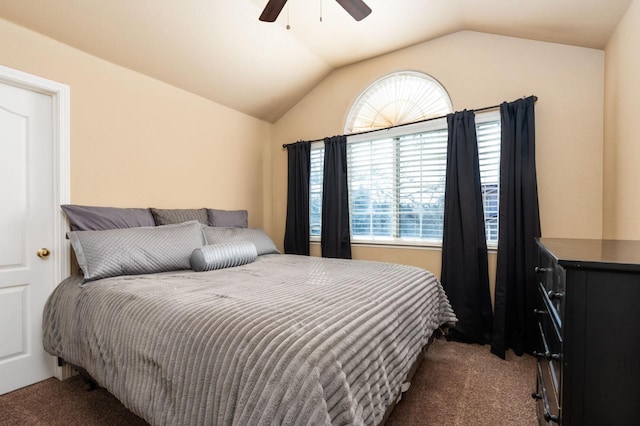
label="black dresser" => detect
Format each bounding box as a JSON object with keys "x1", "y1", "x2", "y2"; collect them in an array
[{"x1": 533, "y1": 238, "x2": 640, "y2": 425}]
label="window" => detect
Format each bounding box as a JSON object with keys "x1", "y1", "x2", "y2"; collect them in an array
[
  {"x1": 346, "y1": 71, "x2": 453, "y2": 133},
  {"x1": 477, "y1": 118, "x2": 501, "y2": 243},
  {"x1": 310, "y1": 113, "x2": 500, "y2": 246},
  {"x1": 347, "y1": 121, "x2": 448, "y2": 242},
  {"x1": 310, "y1": 71, "x2": 501, "y2": 247},
  {"x1": 310, "y1": 146, "x2": 324, "y2": 237}
]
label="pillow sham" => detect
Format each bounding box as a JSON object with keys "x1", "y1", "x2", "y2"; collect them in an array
[
  {"x1": 61, "y1": 204, "x2": 155, "y2": 231},
  {"x1": 190, "y1": 241, "x2": 258, "y2": 272},
  {"x1": 150, "y1": 208, "x2": 208, "y2": 226},
  {"x1": 207, "y1": 209, "x2": 249, "y2": 228},
  {"x1": 201, "y1": 226, "x2": 280, "y2": 256},
  {"x1": 69, "y1": 221, "x2": 205, "y2": 283}
]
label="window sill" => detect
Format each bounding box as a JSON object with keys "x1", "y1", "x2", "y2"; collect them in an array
[{"x1": 310, "y1": 239, "x2": 497, "y2": 253}]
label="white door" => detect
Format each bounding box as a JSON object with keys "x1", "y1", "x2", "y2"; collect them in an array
[{"x1": 0, "y1": 81, "x2": 56, "y2": 394}]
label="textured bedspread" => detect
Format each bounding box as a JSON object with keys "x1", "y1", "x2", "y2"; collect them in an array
[{"x1": 43, "y1": 254, "x2": 456, "y2": 425}]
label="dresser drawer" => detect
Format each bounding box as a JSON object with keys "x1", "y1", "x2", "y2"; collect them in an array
[
  {"x1": 536, "y1": 282, "x2": 562, "y2": 346},
  {"x1": 534, "y1": 312, "x2": 562, "y2": 393},
  {"x1": 536, "y1": 250, "x2": 565, "y2": 332},
  {"x1": 536, "y1": 361, "x2": 561, "y2": 425}
]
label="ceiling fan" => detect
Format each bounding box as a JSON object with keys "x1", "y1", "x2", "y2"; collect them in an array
[{"x1": 259, "y1": 0, "x2": 372, "y2": 22}]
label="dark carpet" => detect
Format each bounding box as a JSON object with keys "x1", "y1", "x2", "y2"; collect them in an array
[{"x1": 0, "y1": 338, "x2": 536, "y2": 425}]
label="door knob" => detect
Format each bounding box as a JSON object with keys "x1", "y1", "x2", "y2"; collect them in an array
[{"x1": 36, "y1": 248, "x2": 51, "y2": 258}]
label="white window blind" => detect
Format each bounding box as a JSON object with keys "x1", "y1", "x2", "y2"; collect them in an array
[
  {"x1": 477, "y1": 119, "x2": 501, "y2": 243},
  {"x1": 309, "y1": 144, "x2": 324, "y2": 237},
  {"x1": 346, "y1": 71, "x2": 453, "y2": 133},
  {"x1": 310, "y1": 112, "x2": 501, "y2": 246},
  {"x1": 348, "y1": 119, "x2": 449, "y2": 243}
]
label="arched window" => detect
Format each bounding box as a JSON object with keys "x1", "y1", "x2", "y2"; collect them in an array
[
  {"x1": 345, "y1": 71, "x2": 453, "y2": 133},
  {"x1": 310, "y1": 71, "x2": 501, "y2": 246}
]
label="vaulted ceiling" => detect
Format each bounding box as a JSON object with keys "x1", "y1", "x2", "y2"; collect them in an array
[{"x1": 0, "y1": 0, "x2": 632, "y2": 122}]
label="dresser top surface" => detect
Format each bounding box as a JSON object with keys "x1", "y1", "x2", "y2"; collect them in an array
[{"x1": 538, "y1": 238, "x2": 640, "y2": 270}]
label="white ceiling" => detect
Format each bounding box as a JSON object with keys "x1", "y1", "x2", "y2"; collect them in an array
[{"x1": 0, "y1": 0, "x2": 632, "y2": 123}]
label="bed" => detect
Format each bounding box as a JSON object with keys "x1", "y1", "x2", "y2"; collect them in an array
[{"x1": 42, "y1": 215, "x2": 457, "y2": 426}]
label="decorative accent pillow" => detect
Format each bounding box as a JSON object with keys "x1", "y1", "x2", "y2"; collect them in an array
[
  {"x1": 68, "y1": 221, "x2": 205, "y2": 283},
  {"x1": 207, "y1": 209, "x2": 249, "y2": 228},
  {"x1": 61, "y1": 204, "x2": 155, "y2": 231},
  {"x1": 201, "y1": 226, "x2": 280, "y2": 256},
  {"x1": 190, "y1": 241, "x2": 258, "y2": 272},
  {"x1": 150, "y1": 208, "x2": 208, "y2": 226}
]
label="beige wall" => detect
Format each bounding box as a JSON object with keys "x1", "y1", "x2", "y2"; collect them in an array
[
  {"x1": 604, "y1": 0, "x2": 640, "y2": 239},
  {"x1": 0, "y1": 17, "x2": 271, "y2": 228},
  {"x1": 1, "y1": 12, "x2": 615, "y2": 279},
  {"x1": 271, "y1": 31, "x2": 605, "y2": 280}
]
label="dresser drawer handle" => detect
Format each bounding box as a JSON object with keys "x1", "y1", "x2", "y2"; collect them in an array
[
  {"x1": 547, "y1": 290, "x2": 564, "y2": 300},
  {"x1": 535, "y1": 266, "x2": 550, "y2": 273},
  {"x1": 533, "y1": 350, "x2": 562, "y2": 361},
  {"x1": 544, "y1": 411, "x2": 560, "y2": 423}
]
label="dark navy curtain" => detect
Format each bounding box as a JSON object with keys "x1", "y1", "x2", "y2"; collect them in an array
[
  {"x1": 441, "y1": 110, "x2": 494, "y2": 344},
  {"x1": 284, "y1": 141, "x2": 311, "y2": 255},
  {"x1": 491, "y1": 96, "x2": 540, "y2": 358},
  {"x1": 321, "y1": 135, "x2": 352, "y2": 259}
]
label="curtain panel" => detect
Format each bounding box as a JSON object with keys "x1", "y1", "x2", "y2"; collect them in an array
[
  {"x1": 284, "y1": 141, "x2": 311, "y2": 255},
  {"x1": 321, "y1": 135, "x2": 352, "y2": 259},
  {"x1": 491, "y1": 96, "x2": 540, "y2": 358},
  {"x1": 441, "y1": 110, "x2": 494, "y2": 344}
]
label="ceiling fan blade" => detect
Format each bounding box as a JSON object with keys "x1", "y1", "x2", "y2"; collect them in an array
[
  {"x1": 259, "y1": 0, "x2": 288, "y2": 22},
  {"x1": 335, "y1": 0, "x2": 372, "y2": 21}
]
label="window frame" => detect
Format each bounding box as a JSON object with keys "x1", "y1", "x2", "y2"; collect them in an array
[
  {"x1": 310, "y1": 110, "x2": 501, "y2": 249},
  {"x1": 346, "y1": 117, "x2": 447, "y2": 247}
]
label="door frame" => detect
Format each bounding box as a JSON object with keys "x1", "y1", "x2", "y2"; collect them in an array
[{"x1": 0, "y1": 64, "x2": 70, "y2": 380}]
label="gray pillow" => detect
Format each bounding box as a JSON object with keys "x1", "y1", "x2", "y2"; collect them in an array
[
  {"x1": 150, "y1": 208, "x2": 208, "y2": 226},
  {"x1": 190, "y1": 241, "x2": 258, "y2": 272},
  {"x1": 201, "y1": 226, "x2": 280, "y2": 256},
  {"x1": 61, "y1": 204, "x2": 155, "y2": 231},
  {"x1": 69, "y1": 221, "x2": 205, "y2": 283},
  {"x1": 207, "y1": 209, "x2": 249, "y2": 228}
]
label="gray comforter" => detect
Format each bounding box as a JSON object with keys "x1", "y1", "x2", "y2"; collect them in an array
[{"x1": 43, "y1": 254, "x2": 456, "y2": 425}]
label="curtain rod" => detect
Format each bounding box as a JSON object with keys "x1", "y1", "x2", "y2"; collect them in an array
[{"x1": 282, "y1": 96, "x2": 537, "y2": 149}]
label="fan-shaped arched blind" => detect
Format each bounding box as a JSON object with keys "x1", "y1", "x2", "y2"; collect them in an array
[{"x1": 345, "y1": 71, "x2": 453, "y2": 133}]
